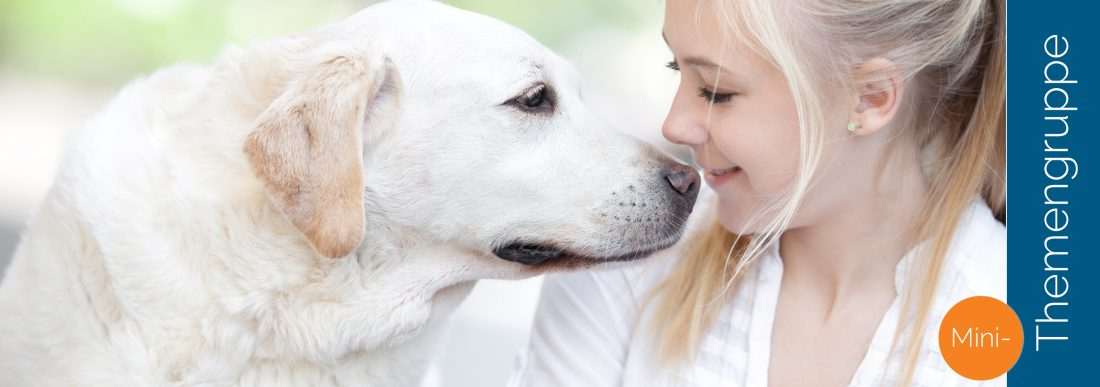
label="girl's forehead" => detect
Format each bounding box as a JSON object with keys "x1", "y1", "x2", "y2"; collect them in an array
[
  {"x1": 662, "y1": 0, "x2": 723, "y2": 42},
  {"x1": 667, "y1": 3, "x2": 800, "y2": 87},
  {"x1": 662, "y1": 32, "x2": 772, "y2": 86}
]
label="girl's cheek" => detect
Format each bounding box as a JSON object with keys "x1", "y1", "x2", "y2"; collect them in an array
[{"x1": 709, "y1": 122, "x2": 744, "y2": 158}]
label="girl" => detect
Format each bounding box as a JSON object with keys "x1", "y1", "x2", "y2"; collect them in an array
[{"x1": 512, "y1": 0, "x2": 1005, "y2": 386}]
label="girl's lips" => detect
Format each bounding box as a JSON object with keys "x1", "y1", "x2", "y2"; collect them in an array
[
  {"x1": 705, "y1": 166, "x2": 740, "y2": 176},
  {"x1": 703, "y1": 166, "x2": 742, "y2": 186}
]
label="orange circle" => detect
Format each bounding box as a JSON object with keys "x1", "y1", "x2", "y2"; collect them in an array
[{"x1": 938, "y1": 296, "x2": 1023, "y2": 380}]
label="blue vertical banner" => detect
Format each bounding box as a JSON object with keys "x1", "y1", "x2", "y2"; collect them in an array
[{"x1": 1007, "y1": 1, "x2": 1098, "y2": 385}]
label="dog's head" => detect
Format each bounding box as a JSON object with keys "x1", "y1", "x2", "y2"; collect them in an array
[{"x1": 243, "y1": 0, "x2": 699, "y2": 273}]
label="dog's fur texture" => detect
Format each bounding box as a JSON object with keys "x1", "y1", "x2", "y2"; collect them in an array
[{"x1": 0, "y1": 1, "x2": 700, "y2": 385}]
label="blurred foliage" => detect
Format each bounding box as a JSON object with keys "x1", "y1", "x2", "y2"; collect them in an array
[
  {"x1": 0, "y1": 0, "x2": 650, "y2": 85},
  {"x1": 447, "y1": 0, "x2": 650, "y2": 46}
]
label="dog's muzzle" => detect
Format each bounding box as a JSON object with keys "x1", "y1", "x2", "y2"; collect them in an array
[{"x1": 493, "y1": 162, "x2": 701, "y2": 266}]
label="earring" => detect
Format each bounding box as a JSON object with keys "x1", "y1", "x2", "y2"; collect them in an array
[{"x1": 847, "y1": 122, "x2": 862, "y2": 132}]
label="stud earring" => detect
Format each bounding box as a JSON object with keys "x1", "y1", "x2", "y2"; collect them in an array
[{"x1": 847, "y1": 122, "x2": 862, "y2": 132}]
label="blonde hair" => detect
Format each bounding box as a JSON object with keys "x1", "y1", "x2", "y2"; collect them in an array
[{"x1": 647, "y1": 0, "x2": 1005, "y2": 385}]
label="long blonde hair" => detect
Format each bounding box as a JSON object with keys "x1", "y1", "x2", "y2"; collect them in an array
[{"x1": 647, "y1": 0, "x2": 1005, "y2": 384}]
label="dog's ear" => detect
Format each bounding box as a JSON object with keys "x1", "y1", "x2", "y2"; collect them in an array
[{"x1": 244, "y1": 45, "x2": 401, "y2": 258}]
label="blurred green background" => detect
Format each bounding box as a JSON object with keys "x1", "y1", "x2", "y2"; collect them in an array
[
  {"x1": 0, "y1": 0, "x2": 655, "y2": 85},
  {"x1": 0, "y1": 2, "x2": 679, "y2": 386}
]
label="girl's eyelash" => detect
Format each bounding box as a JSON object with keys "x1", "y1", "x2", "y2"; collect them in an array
[
  {"x1": 668, "y1": 58, "x2": 734, "y2": 104},
  {"x1": 697, "y1": 87, "x2": 735, "y2": 104}
]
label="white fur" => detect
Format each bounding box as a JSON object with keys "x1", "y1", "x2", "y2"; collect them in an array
[{"x1": 0, "y1": 1, "x2": 696, "y2": 386}]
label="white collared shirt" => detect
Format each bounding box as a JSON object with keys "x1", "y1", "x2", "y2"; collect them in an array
[{"x1": 510, "y1": 199, "x2": 1006, "y2": 386}]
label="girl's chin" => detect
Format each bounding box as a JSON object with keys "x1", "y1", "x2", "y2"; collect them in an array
[{"x1": 714, "y1": 197, "x2": 757, "y2": 235}]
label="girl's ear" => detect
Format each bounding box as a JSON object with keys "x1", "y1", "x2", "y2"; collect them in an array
[{"x1": 849, "y1": 58, "x2": 904, "y2": 136}]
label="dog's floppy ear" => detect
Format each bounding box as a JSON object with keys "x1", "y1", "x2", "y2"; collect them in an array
[{"x1": 244, "y1": 45, "x2": 400, "y2": 258}]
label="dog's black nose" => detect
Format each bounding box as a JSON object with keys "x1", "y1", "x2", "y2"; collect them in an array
[{"x1": 665, "y1": 163, "x2": 700, "y2": 196}]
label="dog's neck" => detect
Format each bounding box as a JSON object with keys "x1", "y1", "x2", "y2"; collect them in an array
[
  {"x1": 23, "y1": 143, "x2": 482, "y2": 385},
  {"x1": 166, "y1": 207, "x2": 482, "y2": 384}
]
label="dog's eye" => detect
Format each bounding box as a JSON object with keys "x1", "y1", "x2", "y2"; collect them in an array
[{"x1": 507, "y1": 83, "x2": 555, "y2": 113}]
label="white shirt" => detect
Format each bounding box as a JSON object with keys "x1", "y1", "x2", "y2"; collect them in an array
[{"x1": 510, "y1": 198, "x2": 1006, "y2": 387}]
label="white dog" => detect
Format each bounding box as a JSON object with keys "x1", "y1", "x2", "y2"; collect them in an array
[{"x1": 0, "y1": 1, "x2": 700, "y2": 385}]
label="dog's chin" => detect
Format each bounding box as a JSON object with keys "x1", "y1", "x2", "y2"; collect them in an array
[{"x1": 492, "y1": 236, "x2": 680, "y2": 271}]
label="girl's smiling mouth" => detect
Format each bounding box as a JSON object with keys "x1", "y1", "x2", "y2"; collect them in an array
[{"x1": 702, "y1": 166, "x2": 742, "y2": 187}]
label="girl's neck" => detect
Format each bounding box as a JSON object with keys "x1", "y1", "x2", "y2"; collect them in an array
[{"x1": 777, "y1": 151, "x2": 929, "y2": 306}]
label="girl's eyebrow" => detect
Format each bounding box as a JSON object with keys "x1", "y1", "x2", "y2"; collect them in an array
[
  {"x1": 682, "y1": 57, "x2": 721, "y2": 72},
  {"x1": 662, "y1": 31, "x2": 725, "y2": 74}
]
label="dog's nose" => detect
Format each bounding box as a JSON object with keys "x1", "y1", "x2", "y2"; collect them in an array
[{"x1": 665, "y1": 163, "x2": 700, "y2": 196}]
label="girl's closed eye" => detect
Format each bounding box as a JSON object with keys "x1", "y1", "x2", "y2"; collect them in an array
[
  {"x1": 666, "y1": 58, "x2": 736, "y2": 104},
  {"x1": 697, "y1": 87, "x2": 736, "y2": 104}
]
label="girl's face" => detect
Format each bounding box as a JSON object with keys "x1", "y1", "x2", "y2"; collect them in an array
[{"x1": 661, "y1": 0, "x2": 803, "y2": 233}]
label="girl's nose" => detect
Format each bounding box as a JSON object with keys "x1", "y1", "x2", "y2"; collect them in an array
[{"x1": 661, "y1": 89, "x2": 707, "y2": 147}]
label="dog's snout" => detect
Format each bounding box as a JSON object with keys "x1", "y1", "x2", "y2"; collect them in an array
[
  {"x1": 662, "y1": 162, "x2": 701, "y2": 214},
  {"x1": 665, "y1": 163, "x2": 700, "y2": 197}
]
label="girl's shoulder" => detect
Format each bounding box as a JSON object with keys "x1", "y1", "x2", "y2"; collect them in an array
[
  {"x1": 901, "y1": 200, "x2": 1007, "y2": 386},
  {"x1": 943, "y1": 198, "x2": 1008, "y2": 301}
]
